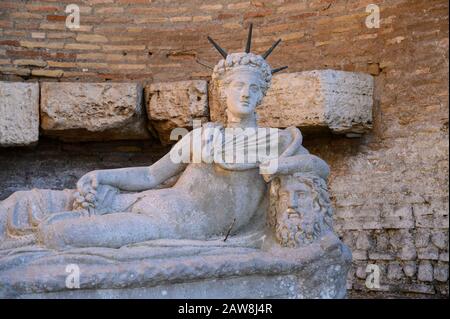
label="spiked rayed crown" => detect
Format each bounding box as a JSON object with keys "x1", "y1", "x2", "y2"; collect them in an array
[{"x1": 207, "y1": 23, "x2": 288, "y2": 94}]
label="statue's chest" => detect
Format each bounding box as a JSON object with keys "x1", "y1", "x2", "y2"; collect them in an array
[
  {"x1": 176, "y1": 163, "x2": 266, "y2": 197},
  {"x1": 199, "y1": 125, "x2": 282, "y2": 165}
]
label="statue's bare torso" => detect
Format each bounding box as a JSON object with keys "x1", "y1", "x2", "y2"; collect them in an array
[
  {"x1": 130, "y1": 163, "x2": 266, "y2": 238},
  {"x1": 35, "y1": 163, "x2": 268, "y2": 248}
]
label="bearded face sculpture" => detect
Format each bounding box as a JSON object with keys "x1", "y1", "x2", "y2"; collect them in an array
[{"x1": 269, "y1": 172, "x2": 334, "y2": 248}]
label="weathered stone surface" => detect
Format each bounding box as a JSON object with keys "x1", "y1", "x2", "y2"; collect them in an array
[
  {"x1": 0, "y1": 234, "x2": 351, "y2": 299},
  {"x1": 387, "y1": 262, "x2": 403, "y2": 280},
  {"x1": 31, "y1": 69, "x2": 63, "y2": 78},
  {"x1": 399, "y1": 283, "x2": 435, "y2": 295},
  {"x1": 0, "y1": 67, "x2": 31, "y2": 77},
  {"x1": 417, "y1": 261, "x2": 434, "y2": 282},
  {"x1": 434, "y1": 263, "x2": 449, "y2": 282},
  {"x1": 395, "y1": 230, "x2": 417, "y2": 260},
  {"x1": 13, "y1": 59, "x2": 47, "y2": 67},
  {"x1": 355, "y1": 265, "x2": 366, "y2": 279},
  {"x1": 368, "y1": 252, "x2": 395, "y2": 261},
  {"x1": 145, "y1": 80, "x2": 209, "y2": 144},
  {"x1": 436, "y1": 283, "x2": 449, "y2": 296},
  {"x1": 417, "y1": 246, "x2": 440, "y2": 260},
  {"x1": 415, "y1": 229, "x2": 431, "y2": 248},
  {"x1": 352, "y1": 250, "x2": 368, "y2": 260},
  {"x1": 210, "y1": 70, "x2": 373, "y2": 136},
  {"x1": 0, "y1": 81, "x2": 39, "y2": 147},
  {"x1": 40, "y1": 82, "x2": 150, "y2": 141},
  {"x1": 431, "y1": 231, "x2": 448, "y2": 249},
  {"x1": 355, "y1": 232, "x2": 372, "y2": 250},
  {"x1": 403, "y1": 262, "x2": 417, "y2": 277},
  {"x1": 399, "y1": 244, "x2": 417, "y2": 261}
]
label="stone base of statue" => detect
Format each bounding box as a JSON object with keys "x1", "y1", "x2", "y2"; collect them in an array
[{"x1": 0, "y1": 229, "x2": 351, "y2": 299}]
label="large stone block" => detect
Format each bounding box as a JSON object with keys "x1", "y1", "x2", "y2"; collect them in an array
[
  {"x1": 210, "y1": 70, "x2": 373, "y2": 137},
  {"x1": 0, "y1": 81, "x2": 39, "y2": 147},
  {"x1": 40, "y1": 82, "x2": 150, "y2": 141},
  {"x1": 145, "y1": 80, "x2": 209, "y2": 144},
  {"x1": 0, "y1": 233, "x2": 351, "y2": 299}
]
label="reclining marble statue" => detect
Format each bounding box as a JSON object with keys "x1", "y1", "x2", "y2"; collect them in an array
[{"x1": 0, "y1": 25, "x2": 351, "y2": 298}]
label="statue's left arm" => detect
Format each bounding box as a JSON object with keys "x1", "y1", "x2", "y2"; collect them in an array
[{"x1": 260, "y1": 126, "x2": 311, "y2": 179}]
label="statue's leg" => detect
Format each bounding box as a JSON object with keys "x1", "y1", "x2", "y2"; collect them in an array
[
  {"x1": 37, "y1": 186, "x2": 142, "y2": 227},
  {"x1": 36, "y1": 189, "x2": 219, "y2": 249},
  {"x1": 37, "y1": 212, "x2": 180, "y2": 249},
  {"x1": 0, "y1": 189, "x2": 75, "y2": 239},
  {"x1": 35, "y1": 188, "x2": 225, "y2": 249}
]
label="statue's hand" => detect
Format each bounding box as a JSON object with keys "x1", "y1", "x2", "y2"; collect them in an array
[
  {"x1": 77, "y1": 171, "x2": 99, "y2": 195},
  {"x1": 74, "y1": 172, "x2": 119, "y2": 214},
  {"x1": 73, "y1": 171, "x2": 101, "y2": 212}
]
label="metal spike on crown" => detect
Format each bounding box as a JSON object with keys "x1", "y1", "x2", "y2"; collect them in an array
[{"x1": 206, "y1": 23, "x2": 288, "y2": 75}]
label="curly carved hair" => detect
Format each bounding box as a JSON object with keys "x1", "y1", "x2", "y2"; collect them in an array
[
  {"x1": 211, "y1": 52, "x2": 273, "y2": 120},
  {"x1": 268, "y1": 173, "x2": 334, "y2": 247},
  {"x1": 212, "y1": 52, "x2": 272, "y2": 94}
]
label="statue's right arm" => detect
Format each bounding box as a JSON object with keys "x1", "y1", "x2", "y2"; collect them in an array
[
  {"x1": 77, "y1": 132, "x2": 192, "y2": 194},
  {"x1": 97, "y1": 152, "x2": 188, "y2": 192}
]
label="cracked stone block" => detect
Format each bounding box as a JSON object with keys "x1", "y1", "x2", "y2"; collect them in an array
[
  {"x1": 0, "y1": 81, "x2": 39, "y2": 147},
  {"x1": 40, "y1": 82, "x2": 150, "y2": 142},
  {"x1": 145, "y1": 80, "x2": 209, "y2": 144},
  {"x1": 209, "y1": 70, "x2": 373, "y2": 137}
]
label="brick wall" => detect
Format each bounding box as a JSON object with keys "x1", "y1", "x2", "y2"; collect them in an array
[{"x1": 0, "y1": 0, "x2": 448, "y2": 297}]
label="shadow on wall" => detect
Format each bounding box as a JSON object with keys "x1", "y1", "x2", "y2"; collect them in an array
[{"x1": 0, "y1": 137, "x2": 170, "y2": 201}]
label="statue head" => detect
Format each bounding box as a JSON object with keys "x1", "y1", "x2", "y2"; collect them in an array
[
  {"x1": 207, "y1": 24, "x2": 288, "y2": 122},
  {"x1": 268, "y1": 172, "x2": 334, "y2": 248},
  {"x1": 212, "y1": 53, "x2": 271, "y2": 118}
]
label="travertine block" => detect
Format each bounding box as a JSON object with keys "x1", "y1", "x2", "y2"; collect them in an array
[
  {"x1": 0, "y1": 81, "x2": 39, "y2": 147},
  {"x1": 145, "y1": 80, "x2": 209, "y2": 144},
  {"x1": 40, "y1": 82, "x2": 150, "y2": 141},
  {"x1": 210, "y1": 70, "x2": 373, "y2": 136}
]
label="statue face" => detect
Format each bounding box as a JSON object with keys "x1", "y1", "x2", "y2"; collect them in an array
[
  {"x1": 277, "y1": 175, "x2": 313, "y2": 216},
  {"x1": 273, "y1": 175, "x2": 327, "y2": 247},
  {"x1": 223, "y1": 69, "x2": 263, "y2": 117}
]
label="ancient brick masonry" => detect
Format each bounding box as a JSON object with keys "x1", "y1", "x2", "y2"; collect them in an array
[{"x1": 0, "y1": 0, "x2": 448, "y2": 298}]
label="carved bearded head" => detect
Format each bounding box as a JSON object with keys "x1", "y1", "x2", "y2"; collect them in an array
[{"x1": 269, "y1": 172, "x2": 334, "y2": 248}]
